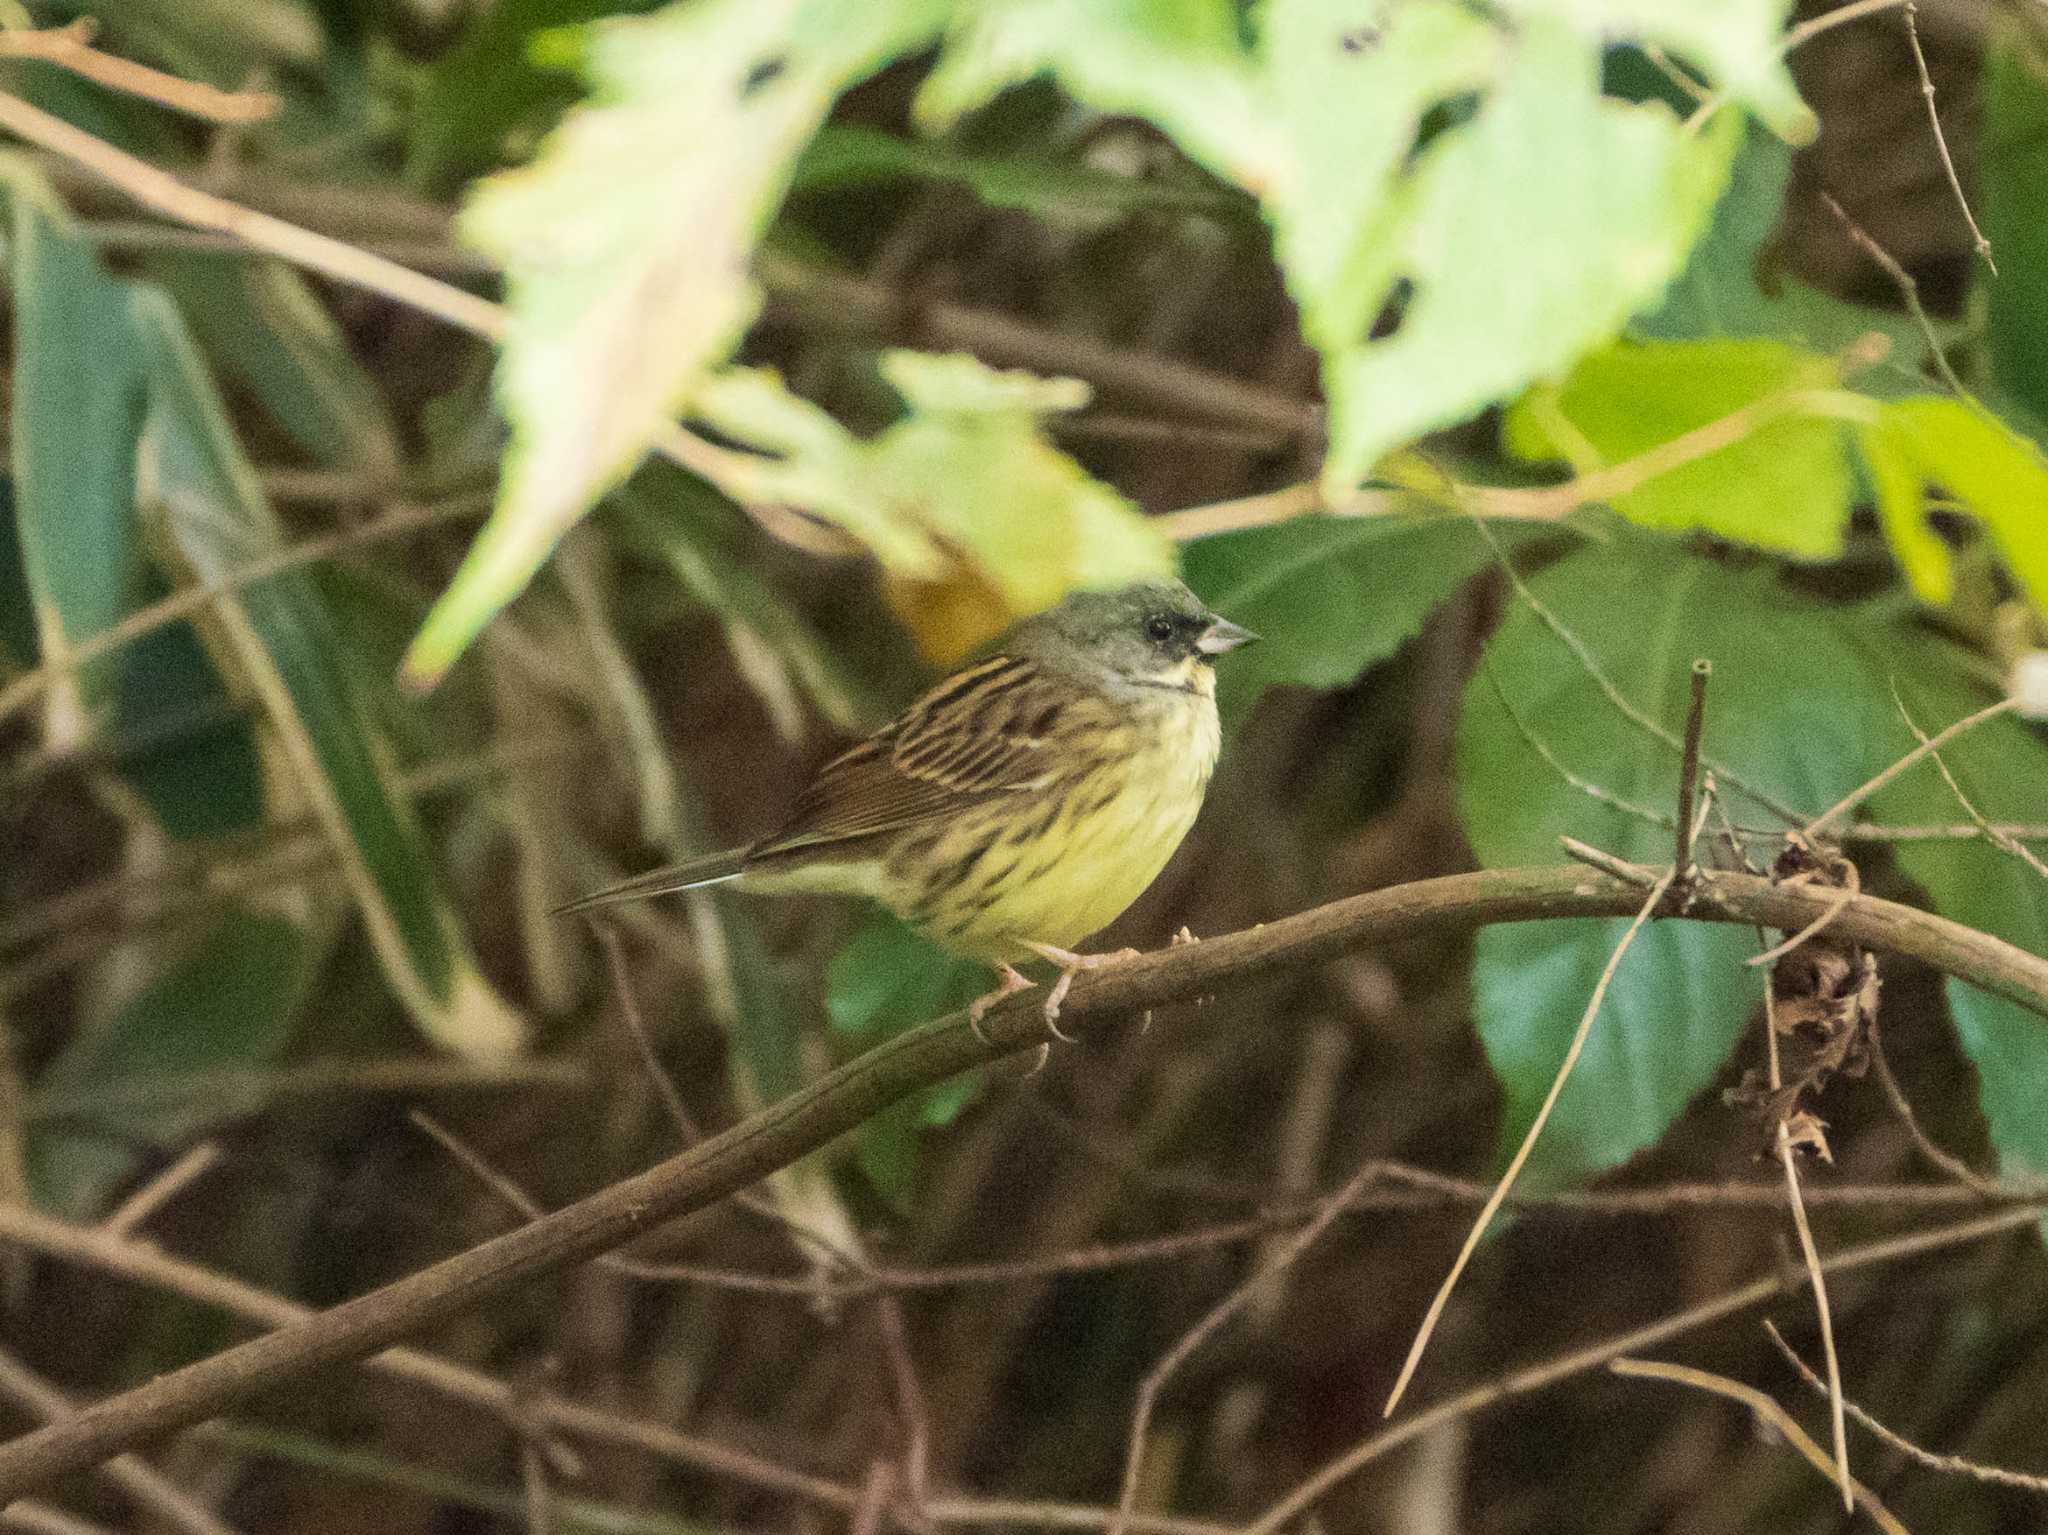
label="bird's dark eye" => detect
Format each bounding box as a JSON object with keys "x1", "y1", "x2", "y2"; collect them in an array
[{"x1": 1145, "y1": 615, "x2": 1176, "y2": 644}]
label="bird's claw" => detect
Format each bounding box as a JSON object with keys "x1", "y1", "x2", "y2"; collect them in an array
[
  {"x1": 1019, "y1": 942, "x2": 1141, "y2": 1041},
  {"x1": 968, "y1": 963, "x2": 1034, "y2": 1043}
]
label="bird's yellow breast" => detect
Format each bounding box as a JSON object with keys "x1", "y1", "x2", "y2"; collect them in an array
[{"x1": 888, "y1": 679, "x2": 1221, "y2": 960}]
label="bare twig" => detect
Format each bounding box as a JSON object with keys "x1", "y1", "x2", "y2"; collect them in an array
[
  {"x1": 1765, "y1": 1321, "x2": 2048, "y2": 1495},
  {"x1": 1819, "y1": 190, "x2": 1968, "y2": 398},
  {"x1": 1382, "y1": 867, "x2": 1677, "y2": 1417},
  {"x1": 1892, "y1": 684, "x2": 2048, "y2": 883},
  {"x1": 0, "y1": 494, "x2": 490, "y2": 730},
  {"x1": 102, "y1": 1144, "x2": 222, "y2": 1236},
  {"x1": 1479, "y1": 659, "x2": 1676, "y2": 830},
  {"x1": 1607, "y1": 1359, "x2": 1907, "y2": 1532},
  {"x1": 1245, "y1": 1204, "x2": 2039, "y2": 1534},
  {"x1": 1804, "y1": 697, "x2": 2018, "y2": 839},
  {"x1": 1684, "y1": 0, "x2": 1911, "y2": 137},
  {"x1": 3, "y1": 865, "x2": 2048, "y2": 1497},
  {"x1": 1676, "y1": 659, "x2": 1712, "y2": 877},
  {"x1": 0, "y1": 1347, "x2": 243, "y2": 1535},
  {"x1": 1469, "y1": 515, "x2": 1805, "y2": 824},
  {"x1": 0, "y1": 21, "x2": 277, "y2": 123},
  {"x1": 1108, "y1": 1162, "x2": 1381, "y2": 1535},
  {"x1": 1903, "y1": 2, "x2": 1994, "y2": 275},
  {"x1": 1746, "y1": 858, "x2": 1862, "y2": 967},
  {"x1": 1761, "y1": 970, "x2": 1852, "y2": 1509},
  {"x1": 1866, "y1": 1018, "x2": 2012, "y2": 1196}
]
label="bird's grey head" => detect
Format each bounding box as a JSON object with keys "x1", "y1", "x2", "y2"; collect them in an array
[{"x1": 1003, "y1": 580, "x2": 1257, "y2": 693}]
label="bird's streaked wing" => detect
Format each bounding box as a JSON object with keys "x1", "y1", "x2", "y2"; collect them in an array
[{"x1": 751, "y1": 653, "x2": 1068, "y2": 858}]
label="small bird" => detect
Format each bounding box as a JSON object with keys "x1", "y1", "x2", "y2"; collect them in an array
[{"x1": 558, "y1": 580, "x2": 1256, "y2": 1028}]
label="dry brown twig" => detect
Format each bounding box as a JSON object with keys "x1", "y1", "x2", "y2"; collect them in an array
[
  {"x1": 1107, "y1": 1161, "x2": 1383, "y2": 1535},
  {"x1": 1902, "y1": 1, "x2": 1994, "y2": 276},
  {"x1": 1382, "y1": 865, "x2": 1679, "y2": 1417},
  {"x1": 1818, "y1": 190, "x2": 1969, "y2": 398},
  {"x1": 1764, "y1": 1320, "x2": 2048, "y2": 1496},
  {"x1": 1607, "y1": 1358, "x2": 1909, "y2": 1533},
  {"x1": 0, "y1": 20, "x2": 276, "y2": 123}
]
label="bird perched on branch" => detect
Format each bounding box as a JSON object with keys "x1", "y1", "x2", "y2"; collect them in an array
[{"x1": 558, "y1": 580, "x2": 1256, "y2": 1029}]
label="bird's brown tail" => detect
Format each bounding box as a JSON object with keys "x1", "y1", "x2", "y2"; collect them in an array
[{"x1": 552, "y1": 849, "x2": 748, "y2": 916}]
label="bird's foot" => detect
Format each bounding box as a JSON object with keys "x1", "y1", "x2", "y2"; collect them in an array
[
  {"x1": 1019, "y1": 942, "x2": 1141, "y2": 1039},
  {"x1": 968, "y1": 963, "x2": 1035, "y2": 1043}
]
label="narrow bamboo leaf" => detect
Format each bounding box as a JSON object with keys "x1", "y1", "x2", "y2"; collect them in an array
[
  {"x1": 7, "y1": 175, "x2": 148, "y2": 722},
  {"x1": 146, "y1": 252, "x2": 402, "y2": 480},
  {"x1": 128, "y1": 287, "x2": 525, "y2": 1060},
  {"x1": 28, "y1": 909, "x2": 309, "y2": 1217}
]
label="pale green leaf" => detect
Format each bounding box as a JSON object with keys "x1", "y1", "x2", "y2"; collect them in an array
[
  {"x1": 129, "y1": 288, "x2": 525, "y2": 1061},
  {"x1": 1856, "y1": 397, "x2": 2048, "y2": 622},
  {"x1": 691, "y1": 353, "x2": 1175, "y2": 658},
  {"x1": 407, "y1": 0, "x2": 949, "y2": 684},
  {"x1": 1503, "y1": 338, "x2": 1855, "y2": 557}
]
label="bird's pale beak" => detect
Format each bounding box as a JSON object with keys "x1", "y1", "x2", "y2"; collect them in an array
[{"x1": 1195, "y1": 618, "x2": 1259, "y2": 655}]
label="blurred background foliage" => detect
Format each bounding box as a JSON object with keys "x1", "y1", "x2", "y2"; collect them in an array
[{"x1": 2, "y1": 0, "x2": 2048, "y2": 1531}]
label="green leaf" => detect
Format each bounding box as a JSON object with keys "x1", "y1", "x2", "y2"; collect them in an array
[
  {"x1": 1632, "y1": 124, "x2": 1942, "y2": 390},
  {"x1": 0, "y1": 478, "x2": 34, "y2": 669},
  {"x1": 1856, "y1": 397, "x2": 2048, "y2": 622},
  {"x1": 827, "y1": 910, "x2": 991, "y2": 1038},
  {"x1": 1181, "y1": 512, "x2": 1558, "y2": 723},
  {"x1": 922, "y1": 1, "x2": 1803, "y2": 494},
  {"x1": 110, "y1": 596, "x2": 266, "y2": 841},
  {"x1": 1865, "y1": 651, "x2": 2048, "y2": 1189},
  {"x1": 28, "y1": 909, "x2": 310, "y2": 1217},
  {"x1": 1983, "y1": 37, "x2": 2048, "y2": 430},
  {"x1": 1455, "y1": 537, "x2": 1902, "y2": 1184},
  {"x1": 691, "y1": 353, "x2": 1175, "y2": 660},
  {"x1": 129, "y1": 287, "x2": 526, "y2": 1060},
  {"x1": 1316, "y1": 22, "x2": 1740, "y2": 492},
  {"x1": 1503, "y1": 338, "x2": 1857, "y2": 557},
  {"x1": 827, "y1": 910, "x2": 991, "y2": 1206},
  {"x1": 407, "y1": 0, "x2": 949, "y2": 685},
  {"x1": 145, "y1": 253, "x2": 402, "y2": 480},
  {"x1": 8, "y1": 173, "x2": 148, "y2": 718}
]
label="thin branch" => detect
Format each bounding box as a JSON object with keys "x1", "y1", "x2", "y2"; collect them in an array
[
  {"x1": 1469, "y1": 516, "x2": 1805, "y2": 824},
  {"x1": 0, "y1": 1347, "x2": 244, "y2": 1535},
  {"x1": 1764, "y1": 1320, "x2": 2048, "y2": 1495},
  {"x1": 1684, "y1": 0, "x2": 1910, "y2": 137},
  {"x1": 0, "y1": 21, "x2": 277, "y2": 123},
  {"x1": 1383, "y1": 868, "x2": 1676, "y2": 1417},
  {"x1": 1892, "y1": 683, "x2": 2048, "y2": 884},
  {"x1": 1804, "y1": 697, "x2": 2018, "y2": 839},
  {"x1": 1903, "y1": 2, "x2": 1994, "y2": 275},
  {"x1": 1746, "y1": 859, "x2": 1861, "y2": 967},
  {"x1": 1762, "y1": 969, "x2": 1852, "y2": 1510},
  {"x1": 1244, "y1": 1204, "x2": 2039, "y2": 1535},
  {"x1": 3, "y1": 865, "x2": 2048, "y2": 1497},
  {"x1": 1819, "y1": 190, "x2": 1968, "y2": 398},
  {"x1": 1866, "y1": 1017, "x2": 2013, "y2": 1196},
  {"x1": 1606, "y1": 1359, "x2": 1908, "y2": 1533},
  {"x1": 0, "y1": 494, "x2": 490, "y2": 730},
  {"x1": 102, "y1": 1143, "x2": 222, "y2": 1236},
  {"x1": 1108, "y1": 1162, "x2": 1381, "y2": 1535}
]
